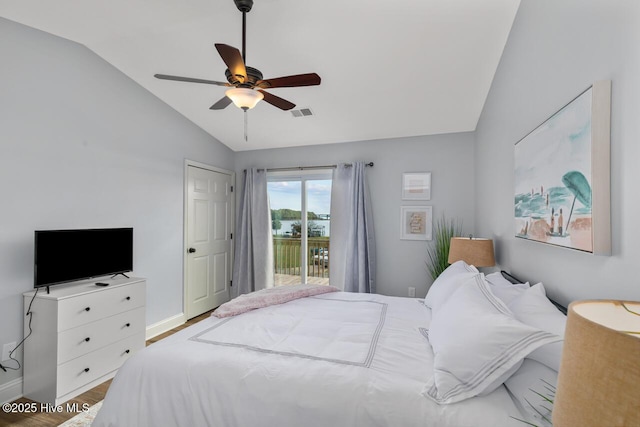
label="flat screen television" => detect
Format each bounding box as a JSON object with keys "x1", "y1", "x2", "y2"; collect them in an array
[{"x1": 34, "y1": 228, "x2": 133, "y2": 289}]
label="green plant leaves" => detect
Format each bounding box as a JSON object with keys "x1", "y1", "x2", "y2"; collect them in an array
[{"x1": 426, "y1": 216, "x2": 463, "y2": 280}]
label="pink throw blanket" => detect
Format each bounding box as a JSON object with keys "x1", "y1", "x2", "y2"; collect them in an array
[{"x1": 213, "y1": 284, "x2": 340, "y2": 318}]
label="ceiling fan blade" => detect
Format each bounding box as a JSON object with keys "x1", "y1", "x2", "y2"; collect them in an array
[
  {"x1": 215, "y1": 44, "x2": 247, "y2": 84},
  {"x1": 257, "y1": 73, "x2": 321, "y2": 89},
  {"x1": 210, "y1": 96, "x2": 233, "y2": 110},
  {"x1": 154, "y1": 74, "x2": 230, "y2": 86},
  {"x1": 258, "y1": 90, "x2": 295, "y2": 111}
]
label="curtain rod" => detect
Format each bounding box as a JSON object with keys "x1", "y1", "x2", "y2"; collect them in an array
[{"x1": 249, "y1": 162, "x2": 374, "y2": 173}]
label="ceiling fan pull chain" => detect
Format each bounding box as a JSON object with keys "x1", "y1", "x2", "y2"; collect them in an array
[{"x1": 244, "y1": 110, "x2": 248, "y2": 141}]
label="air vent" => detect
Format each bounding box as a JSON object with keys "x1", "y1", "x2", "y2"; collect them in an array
[{"x1": 291, "y1": 108, "x2": 314, "y2": 118}]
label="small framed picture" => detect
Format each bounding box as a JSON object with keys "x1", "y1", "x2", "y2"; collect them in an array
[
  {"x1": 402, "y1": 172, "x2": 431, "y2": 200},
  {"x1": 400, "y1": 206, "x2": 433, "y2": 240}
]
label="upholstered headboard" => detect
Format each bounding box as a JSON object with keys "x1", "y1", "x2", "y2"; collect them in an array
[{"x1": 500, "y1": 270, "x2": 567, "y2": 315}]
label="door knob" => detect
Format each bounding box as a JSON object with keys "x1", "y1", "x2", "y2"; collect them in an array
[{"x1": 188, "y1": 247, "x2": 196, "y2": 253}]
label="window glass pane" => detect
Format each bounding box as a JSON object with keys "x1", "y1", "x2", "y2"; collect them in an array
[
  {"x1": 306, "y1": 179, "x2": 331, "y2": 285},
  {"x1": 268, "y1": 180, "x2": 302, "y2": 286},
  {"x1": 267, "y1": 174, "x2": 331, "y2": 286},
  {"x1": 268, "y1": 181, "x2": 301, "y2": 237}
]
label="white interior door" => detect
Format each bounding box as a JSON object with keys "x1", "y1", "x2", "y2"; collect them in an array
[{"x1": 186, "y1": 164, "x2": 233, "y2": 319}]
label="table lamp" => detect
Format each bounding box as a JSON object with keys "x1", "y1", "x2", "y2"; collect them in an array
[
  {"x1": 552, "y1": 300, "x2": 640, "y2": 427},
  {"x1": 447, "y1": 236, "x2": 495, "y2": 267}
]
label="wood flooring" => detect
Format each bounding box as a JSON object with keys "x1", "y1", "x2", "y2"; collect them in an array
[{"x1": 0, "y1": 310, "x2": 213, "y2": 427}]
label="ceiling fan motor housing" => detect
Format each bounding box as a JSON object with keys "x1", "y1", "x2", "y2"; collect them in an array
[{"x1": 225, "y1": 66, "x2": 263, "y2": 87}]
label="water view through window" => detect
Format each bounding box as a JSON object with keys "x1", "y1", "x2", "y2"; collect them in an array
[{"x1": 268, "y1": 174, "x2": 332, "y2": 286}]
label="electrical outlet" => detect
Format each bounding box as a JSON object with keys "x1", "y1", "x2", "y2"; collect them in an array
[
  {"x1": 2, "y1": 342, "x2": 16, "y2": 362},
  {"x1": 408, "y1": 287, "x2": 416, "y2": 298}
]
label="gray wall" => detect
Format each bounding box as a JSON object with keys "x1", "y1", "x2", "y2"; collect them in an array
[
  {"x1": 475, "y1": 0, "x2": 640, "y2": 305},
  {"x1": 0, "y1": 19, "x2": 234, "y2": 386},
  {"x1": 235, "y1": 133, "x2": 476, "y2": 298}
]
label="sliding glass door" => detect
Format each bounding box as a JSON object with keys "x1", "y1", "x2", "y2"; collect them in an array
[{"x1": 267, "y1": 170, "x2": 332, "y2": 286}]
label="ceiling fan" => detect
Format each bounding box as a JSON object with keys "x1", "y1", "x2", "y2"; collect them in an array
[{"x1": 154, "y1": 0, "x2": 321, "y2": 112}]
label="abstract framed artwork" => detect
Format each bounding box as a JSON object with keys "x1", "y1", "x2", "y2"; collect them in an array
[
  {"x1": 514, "y1": 80, "x2": 611, "y2": 254},
  {"x1": 400, "y1": 206, "x2": 432, "y2": 241},
  {"x1": 402, "y1": 172, "x2": 431, "y2": 200}
]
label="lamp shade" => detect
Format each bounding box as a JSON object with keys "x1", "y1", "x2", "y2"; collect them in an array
[
  {"x1": 553, "y1": 300, "x2": 640, "y2": 427},
  {"x1": 447, "y1": 237, "x2": 495, "y2": 267},
  {"x1": 225, "y1": 87, "x2": 264, "y2": 110}
]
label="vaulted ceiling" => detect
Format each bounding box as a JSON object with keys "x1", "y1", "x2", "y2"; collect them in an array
[{"x1": 0, "y1": 0, "x2": 520, "y2": 151}]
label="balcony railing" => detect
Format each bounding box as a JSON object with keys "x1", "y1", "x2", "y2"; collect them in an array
[{"x1": 273, "y1": 237, "x2": 329, "y2": 280}]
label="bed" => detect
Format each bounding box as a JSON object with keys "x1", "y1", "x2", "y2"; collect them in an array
[{"x1": 93, "y1": 264, "x2": 566, "y2": 427}]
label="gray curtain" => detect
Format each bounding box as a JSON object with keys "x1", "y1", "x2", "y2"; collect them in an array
[
  {"x1": 329, "y1": 162, "x2": 376, "y2": 293},
  {"x1": 232, "y1": 168, "x2": 274, "y2": 298}
]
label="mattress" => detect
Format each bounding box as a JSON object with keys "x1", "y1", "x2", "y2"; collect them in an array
[{"x1": 93, "y1": 292, "x2": 526, "y2": 427}]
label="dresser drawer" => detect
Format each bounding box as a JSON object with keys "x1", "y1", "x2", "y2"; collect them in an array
[
  {"x1": 57, "y1": 307, "x2": 145, "y2": 364},
  {"x1": 57, "y1": 281, "x2": 145, "y2": 331},
  {"x1": 57, "y1": 332, "x2": 145, "y2": 397}
]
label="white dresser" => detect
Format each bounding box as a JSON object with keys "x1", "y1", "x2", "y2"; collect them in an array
[{"x1": 22, "y1": 277, "x2": 146, "y2": 405}]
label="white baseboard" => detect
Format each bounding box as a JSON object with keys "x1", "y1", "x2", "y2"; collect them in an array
[
  {"x1": 0, "y1": 377, "x2": 23, "y2": 405},
  {"x1": 145, "y1": 313, "x2": 186, "y2": 340}
]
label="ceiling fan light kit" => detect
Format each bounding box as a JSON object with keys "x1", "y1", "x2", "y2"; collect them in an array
[{"x1": 226, "y1": 87, "x2": 264, "y2": 110}]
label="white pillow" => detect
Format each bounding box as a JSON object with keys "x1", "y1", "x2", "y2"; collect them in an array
[
  {"x1": 485, "y1": 272, "x2": 530, "y2": 305},
  {"x1": 485, "y1": 272, "x2": 520, "y2": 287},
  {"x1": 424, "y1": 260, "x2": 478, "y2": 309},
  {"x1": 423, "y1": 274, "x2": 561, "y2": 404},
  {"x1": 504, "y1": 359, "x2": 557, "y2": 426},
  {"x1": 492, "y1": 283, "x2": 530, "y2": 305},
  {"x1": 508, "y1": 283, "x2": 566, "y2": 372}
]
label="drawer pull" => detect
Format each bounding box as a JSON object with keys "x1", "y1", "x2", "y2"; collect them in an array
[
  {"x1": 85, "y1": 307, "x2": 91, "y2": 312},
  {"x1": 84, "y1": 337, "x2": 91, "y2": 342},
  {"x1": 125, "y1": 323, "x2": 131, "y2": 327},
  {"x1": 125, "y1": 349, "x2": 130, "y2": 354},
  {"x1": 84, "y1": 368, "x2": 90, "y2": 373},
  {"x1": 126, "y1": 296, "x2": 131, "y2": 301}
]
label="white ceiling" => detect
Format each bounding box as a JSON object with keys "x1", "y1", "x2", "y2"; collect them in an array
[{"x1": 0, "y1": 0, "x2": 520, "y2": 152}]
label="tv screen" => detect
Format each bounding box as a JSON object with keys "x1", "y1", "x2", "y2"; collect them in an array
[{"x1": 34, "y1": 228, "x2": 133, "y2": 288}]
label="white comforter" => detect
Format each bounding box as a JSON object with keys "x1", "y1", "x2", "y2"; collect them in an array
[{"x1": 93, "y1": 292, "x2": 525, "y2": 427}]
